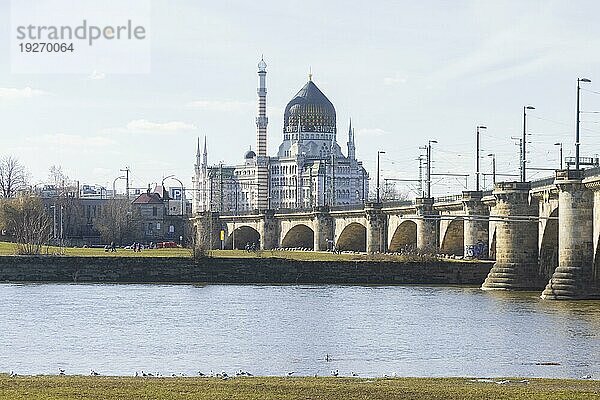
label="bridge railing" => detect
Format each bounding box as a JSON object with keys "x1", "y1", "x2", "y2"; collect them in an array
[
  {"x1": 530, "y1": 176, "x2": 555, "y2": 189},
  {"x1": 380, "y1": 199, "x2": 414, "y2": 208},
  {"x1": 434, "y1": 194, "x2": 463, "y2": 204}
]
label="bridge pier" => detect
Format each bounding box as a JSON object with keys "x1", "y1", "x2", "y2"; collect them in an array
[
  {"x1": 259, "y1": 210, "x2": 279, "y2": 250},
  {"x1": 415, "y1": 197, "x2": 438, "y2": 252},
  {"x1": 462, "y1": 191, "x2": 489, "y2": 258},
  {"x1": 542, "y1": 170, "x2": 595, "y2": 299},
  {"x1": 313, "y1": 208, "x2": 333, "y2": 251},
  {"x1": 366, "y1": 203, "x2": 386, "y2": 253},
  {"x1": 193, "y1": 211, "x2": 222, "y2": 250},
  {"x1": 482, "y1": 182, "x2": 544, "y2": 290}
]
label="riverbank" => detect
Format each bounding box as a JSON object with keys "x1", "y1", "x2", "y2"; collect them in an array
[
  {"x1": 0, "y1": 376, "x2": 598, "y2": 400},
  {"x1": 0, "y1": 255, "x2": 493, "y2": 284}
]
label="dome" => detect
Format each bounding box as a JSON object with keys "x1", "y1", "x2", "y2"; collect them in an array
[
  {"x1": 244, "y1": 149, "x2": 256, "y2": 159},
  {"x1": 283, "y1": 80, "x2": 336, "y2": 136},
  {"x1": 258, "y1": 58, "x2": 267, "y2": 72}
]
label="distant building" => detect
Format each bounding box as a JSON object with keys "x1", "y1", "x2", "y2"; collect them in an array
[
  {"x1": 131, "y1": 185, "x2": 190, "y2": 243},
  {"x1": 193, "y1": 58, "x2": 369, "y2": 213}
]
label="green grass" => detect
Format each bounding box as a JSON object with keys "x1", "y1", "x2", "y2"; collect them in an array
[
  {"x1": 0, "y1": 241, "x2": 485, "y2": 263},
  {"x1": 0, "y1": 242, "x2": 192, "y2": 258},
  {"x1": 0, "y1": 376, "x2": 598, "y2": 400}
]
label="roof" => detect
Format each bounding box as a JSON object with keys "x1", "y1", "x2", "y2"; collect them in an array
[{"x1": 132, "y1": 192, "x2": 164, "y2": 205}]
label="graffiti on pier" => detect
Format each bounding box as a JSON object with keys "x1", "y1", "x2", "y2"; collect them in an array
[{"x1": 465, "y1": 241, "x2": 488, "y2": 259}]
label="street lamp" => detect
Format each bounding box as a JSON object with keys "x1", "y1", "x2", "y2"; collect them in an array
[
  {"x1": 427, "y1": 140, "x2": 438, "y2": 198},
  {"x1": 162, "y1": 175, "x2": 185, "y2": 217},
  {"x1": 112, "y1": 176, "x2": 126, "y2": 199},
  {"x1": 476, "y1": 125, "x2": 487, "y2": 191},
  {"x1": 487, "y1": 153, "x2": 496, "y2": 186},
  {"x1": 522, "y1": 106, "x2": 535, "y2": 182},
  {"x1": 576, "y1": 78, "x2": 592, "y2": 170},
  {"x1": 554, "y1": 142, "x2": 564, "y2": 170},
  {"x1": 376, "y1": 150, "x2": 386, "y2": 203}
]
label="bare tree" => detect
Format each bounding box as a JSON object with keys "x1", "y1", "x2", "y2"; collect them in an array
[
  {"x1": 95, "y1": 199, "x2": 141, "y2": 245},
  {"x1": 0, "y1": 196, "x2": 51, "y2": 254},
  {"x1": 49, "y1": 165, "x2": 70, "y2": 188},
  {"x1": 0, "y1": 156, "x2": 27, "y2": 198}
]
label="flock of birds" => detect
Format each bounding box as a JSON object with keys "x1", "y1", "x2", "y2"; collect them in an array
[
  {"x1": 6, "y1": 354, "x2": 364, "y2": 379},
  {"x1": 8, "y1": 355, "x2": 592, "y2": 381}
]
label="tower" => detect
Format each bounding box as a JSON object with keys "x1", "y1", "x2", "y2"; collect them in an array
[
  {"x1": 256, "y1": 57, "x2": 268, "y2": 156},
  {"x1": 347, "y1": 118, "x2": 356, "y2": 160},
  {"x1": 256, "y1": 57, "x2": 270, "y2": 209}
]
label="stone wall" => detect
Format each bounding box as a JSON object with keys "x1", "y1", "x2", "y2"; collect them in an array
[{"x1": 0, "y1": 256, "x2": 493, "y2": 285}]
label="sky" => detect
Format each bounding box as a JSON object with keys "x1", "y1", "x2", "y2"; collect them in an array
[{"x1": 2, "y1": 0, "x2": 600, "y2": 197}]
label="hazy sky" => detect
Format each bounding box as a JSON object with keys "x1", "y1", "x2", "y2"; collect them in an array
[{"x1": 2, "y1": 0, "x2": 600, "y2": 197}]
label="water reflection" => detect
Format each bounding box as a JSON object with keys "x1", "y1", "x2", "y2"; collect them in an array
[{"x1": 0, "y1": 283, "x2": 598, "y2": 378}]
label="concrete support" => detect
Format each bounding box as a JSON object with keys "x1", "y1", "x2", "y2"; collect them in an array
[
  {"x1": 462, "y1": 191, "x2": 489, "y2": 258},
  {"x1": 542, "y1": 170, "x2": 594, "y2": 299},
  {"x1": 415, "y1": 197, "x2": 438, "y2": 252},
  {"x1": 193, "y1": 211, "x2": 222, "y2": 250},
  {"x1": 313, "y1": 207, "x2": 333, "y2": 251},
  {"x1": 482, "y1": 182, "x2": 544, "y2": 290},
  {"x1": 259, "y1": 210, "x2": 279, "y2": 250},
  {"x1": 365, "y1": 203, "x2": 386, "y2": 253}
]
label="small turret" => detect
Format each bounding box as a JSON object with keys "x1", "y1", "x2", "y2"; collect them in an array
[{"x1": 347, "y1": 118, "x2": 356, "y2": 160}]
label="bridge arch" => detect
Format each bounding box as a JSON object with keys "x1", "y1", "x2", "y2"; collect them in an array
[
  {"x1": 441, "y1": 218, "x2": 464, "y2": 256},
  {"x1": 539, "y1": 208, "x2": 558, "y2": 279},
  {"x1": 281, "y1": 224, "x2": 314, "y2": 249},
  {"x1": 336, "y1": 222, "x2": 366, "y2": 252},
  {"x1": 388, "y1": 220, "x2": 417, "y2": 252},
  {"x1": 225, "y1": 225, "x2": 260, "y2": 250}
]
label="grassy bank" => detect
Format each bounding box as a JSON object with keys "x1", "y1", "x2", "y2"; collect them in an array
[
  {"x1": 0, "y1": 376, "x2": 598, "y2": 400},
  {"x1": 0, "y1": 242, "x2": 481, "y2": 263}
]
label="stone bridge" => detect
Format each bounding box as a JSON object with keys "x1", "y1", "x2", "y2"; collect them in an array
[{"x1": 192, "y1": 168, "x2": 600, "y2": 300}]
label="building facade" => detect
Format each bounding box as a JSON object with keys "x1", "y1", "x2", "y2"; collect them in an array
[{"x1": 193, "y1": 58, "x2": 369, "y2": 213}]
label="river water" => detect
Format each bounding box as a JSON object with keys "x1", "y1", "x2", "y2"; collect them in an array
[{"x1": 0, "y1": 283, "x2": 598, "y2": 378}]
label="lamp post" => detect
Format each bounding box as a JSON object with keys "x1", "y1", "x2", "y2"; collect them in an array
[
  {"x1": 576, "y1": 78, "x2": 592, "y2": 170},
  {"x1": 426, "y1": 140, "x2": 438, "y2": 198},
  {"x1": 554, "y1": 142, "x2": 564, "y2": 170},
  {"x1": 487, "y1": 153, "x2": 496, "y2": 186},
  {"x1": 476, "y1": 125, "x2": 487, "y2": 191},
  {"x1": 112, "y1": 176, "x2": 126, "y2": 199},
  {"x1": 376, "y1": 150, "x2": 386, "y2": 203},
  {"x1": 162, "y1": 175, "x2": 185, "y2": 217},
  {"x1": 522, "y1": 106, "x2": 535, "y2": 182}
]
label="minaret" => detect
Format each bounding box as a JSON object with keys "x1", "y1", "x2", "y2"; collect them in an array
[
  {"x1": 256, "y1": 57, "x2": 268, "y2": 156},
  {"x1": 255, "y1": 57, "x2": 270, "y2": 210},
  {"x1": 347, "y1": 118, "x2": 356, "y2": 160}
]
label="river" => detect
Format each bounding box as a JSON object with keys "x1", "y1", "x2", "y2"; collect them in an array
[{"x1": 0, "y1": 283, "x2": 598, "y2": 378}]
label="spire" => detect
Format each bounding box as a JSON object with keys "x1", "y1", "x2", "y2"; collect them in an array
[
  {"x1": 202, "y1": 136, "x2": 208, "y2": 166},
  {"x1": 347, "y1": 118, "x2": 356, "y2": 160},
  {"x1": 196, "y1": 137, "x2": 201, "y2": 157},
  {"x1": 308, "y1": 66, "x2": 312, "y2": 82}
]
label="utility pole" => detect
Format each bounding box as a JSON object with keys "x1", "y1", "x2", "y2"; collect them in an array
[
  {"x1": 522, "y1": 106, "x2": 535, "y2": 182},
  {"x1": 377, "y1": 150, "x2": 385, "y2": 203},
  {"x1": 554, "y1": 142, "x2": 564, "y2": 169},
  {"x1": 476, "y1": 125, "x2": 487, "y2": 191},
  {"x1": 120, "y1": 167, "x2": 130, "y2": 200},
  {"x1": 426, "y1": 140, "x2": 437, "y2": 198},
  {"x1": 576, "y1": 78, "x2": 592, "y2": 170}
]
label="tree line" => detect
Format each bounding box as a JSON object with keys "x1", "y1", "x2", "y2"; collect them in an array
[{"x1": 0, "y1": 156, "x2": 142, "y2": 254}]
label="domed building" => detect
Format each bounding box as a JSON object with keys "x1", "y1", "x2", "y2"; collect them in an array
[{"x1": 193, "y1": 59, "x2": 369, "y2": 213}]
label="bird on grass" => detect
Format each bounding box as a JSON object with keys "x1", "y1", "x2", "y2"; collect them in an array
[{"x1": 287, "y1": 371, "x2": 295, "y2": 376}]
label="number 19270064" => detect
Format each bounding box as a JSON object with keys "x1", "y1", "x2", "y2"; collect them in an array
[{"x1": 19, "y1": 42, "x2": 74, "y2": 52}]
